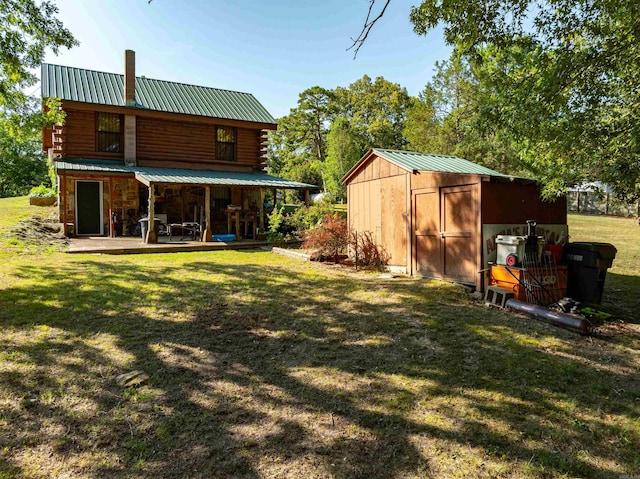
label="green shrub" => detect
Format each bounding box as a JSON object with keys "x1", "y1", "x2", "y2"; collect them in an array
[
  {"x1": 28, "y1": 185, "x2": 57, "y2": 198},
  {"x1": 267, "y1": 200, "x2": 349, "y2": 245},
  {"x1": 266, "y1": 206, "x2": 289, "y2": 245}
]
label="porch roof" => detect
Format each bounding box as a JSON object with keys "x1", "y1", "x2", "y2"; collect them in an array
[{"x1": 55, "y1": 159, "x2": 315, "y2": 189}]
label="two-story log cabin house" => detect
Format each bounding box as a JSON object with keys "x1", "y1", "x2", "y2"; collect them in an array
[{"x1": 42, "y1": 50, "x2": 312, "y2": 243}]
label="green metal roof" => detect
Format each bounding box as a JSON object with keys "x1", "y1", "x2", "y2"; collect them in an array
[
  {"x1": 41, "y1": 64, "x2": 277, "y2": 125},
  {"x1": 372, "y1": 149, "x2": 511, "y2": 177},
  {"x1": 56, "y1": 160, "x2": 314, "y2": 189}
]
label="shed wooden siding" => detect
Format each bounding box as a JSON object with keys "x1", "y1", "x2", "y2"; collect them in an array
[
  {"x1": 345, "y1": 150, "x2": 569, "y2": 289},
  {"x1": 480, "y1": 181, "x2": 567, "y2": 224},
  {"x1": 411, "y1": 171, "x2": 480, "y2": 191},
  {"x1": 346, "y1": 156, "x2": 404, "y2": 184},
  {"x1": 346, "y1": 155, "x2": 408, "y2": 267}
]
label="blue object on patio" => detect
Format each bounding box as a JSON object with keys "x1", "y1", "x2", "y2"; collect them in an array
[{"x1": 213, "y1": 234, "x2": 236, "y2": 242}]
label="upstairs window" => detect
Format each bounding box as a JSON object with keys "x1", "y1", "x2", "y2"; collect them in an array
[
  {"x1": 216, "y1": 126, "x2": 236, "y2": 162},
  {"x1": 96, "y1": 112, "x2": 122, "y2": 153}
]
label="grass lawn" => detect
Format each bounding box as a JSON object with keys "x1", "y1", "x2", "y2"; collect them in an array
[
  {"x1": 1, "y1": 198, "x2": 638, "y2": 478},
  {"x1": 568, "y1": 213, "x2": 640, "y2": 322}
]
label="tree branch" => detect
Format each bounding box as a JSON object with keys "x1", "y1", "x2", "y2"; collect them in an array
[{"x1": 348, "y1": 0, "x2": 391, "y2": 59}]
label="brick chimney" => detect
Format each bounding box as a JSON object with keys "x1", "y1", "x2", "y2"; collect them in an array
[
  {"x1": 124, "y1": 49, "x2": 137, "y2": 166},
  {"x1": 124, "y1": 49, "x2": 136, "y2": 107}
]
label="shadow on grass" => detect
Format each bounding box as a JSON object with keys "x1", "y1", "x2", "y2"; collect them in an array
[
  {"x1": 601, "y1": 272, "x2": 640, "y2": 325},
  {"x1": 0, "y1": 253, "x2": 639, "y2": 478}
]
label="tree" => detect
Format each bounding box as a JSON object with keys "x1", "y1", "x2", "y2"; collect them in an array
[
  {"x1": 267, "y1": 76, "x2": 412, "y2": 200},
  {"x1": 404, "y1": 50, "x2": 522, "y2": 174},
  {"x1": 323, "y1": 117, "x2": 362, "y2": 201},
  {"x1": 404, "y1": 53, "x2": 476, "y2": 156},
  {"x1": 296, "y1": 86, "x2": 335, "y2": 163},
  {"x1": 335, "y1": 75, "x2": 411, "y2": 150},
  {"x1": 0, "y1": 0, "x2": 76, "y2": 197},
  {"x1": 403, "y1": 93, "x2": 441, "y2": 154},
  {"x1": 1, "y1": 0, "x2": 77, "y2": 109},
  {"x1": 355, "y1": 0, "x2": 640, "y2": 199},
  {"x1": 266, "y1": 87, "x2": 335, "y2": 197},
  {"x1": 412, "y1": 0, "x2": 640, "y2": 199},
  {"x1": 0, "y1": 115, "x2": 47, "y2": 197}
]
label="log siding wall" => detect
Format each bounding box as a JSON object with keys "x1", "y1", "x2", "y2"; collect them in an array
[
  {"x1": 62, "y1": 109, "x2": 124, "y2": 159},
  {"x1": 136, "y1": 117, "x2": 216, "y2": 165},
  {"x1": 58, "y1": 106, "x2": 265, "y2": 170}
]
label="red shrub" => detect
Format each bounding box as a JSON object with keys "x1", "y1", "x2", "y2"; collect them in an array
[
  {"x1": 302, "y1": 214, "x2": 349, "y2": 262},
  {"x1": 350, "y1": 231, "x2": 390, "y2": 269}
]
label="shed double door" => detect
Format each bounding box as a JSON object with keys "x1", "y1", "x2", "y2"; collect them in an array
[{"x1": 413, "y1": 185, "x2": 477, "y2": 284}]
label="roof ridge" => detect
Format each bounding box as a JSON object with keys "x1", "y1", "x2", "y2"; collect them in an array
[
  {"x1": 374, "y1": 148, "x2": 464, "y2": 159},
  {"x1": 138, "y1": 76, "x2": 256, "y2": 98}
]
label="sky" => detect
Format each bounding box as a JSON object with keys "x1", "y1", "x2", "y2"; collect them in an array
[{"x1": 40, "y1": 0, "x2": 451, "y2": 119}]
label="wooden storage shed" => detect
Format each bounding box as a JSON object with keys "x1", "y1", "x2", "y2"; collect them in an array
[{"x1": 341, "y1": 149, "x2": 567, "y2": 290}]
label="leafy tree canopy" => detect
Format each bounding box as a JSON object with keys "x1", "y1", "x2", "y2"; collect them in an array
[
  {"x1": 1, "y1": 0, "x2": 77, "y2": 110},
  {"x1": 0, "y1": 0, "x2": 76, "y2": 197},
  {"x1": 334, "y1": 75, "x2": 411, "y2": 150},
  {"x1": 404, "y1": 50, "x2": 522, "y2": 176},
  {"x1": 323, "y1": 117, "x2": 362, "y2": 201},
  {"x1": 267, "y1": 75, "x2": 411, "y2": 199},
  {"x1": 0, "y1": 113, "x2": 47, "y2": 197},
  {"x1": 406, "y1": 0, "x2": 640, "y2": 199}
]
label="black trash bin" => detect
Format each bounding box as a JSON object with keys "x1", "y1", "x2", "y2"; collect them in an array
[
  {"x1": 564, "y1": 242, "x2": 617, "y2": 304},
  {"x1": 139, "y1": 217, "x2": 160, "y2": 240}
]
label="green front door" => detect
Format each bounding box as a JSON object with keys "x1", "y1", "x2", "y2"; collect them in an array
[{"x1": 76, "y1": 181, "x2": 103, "y2": 235}]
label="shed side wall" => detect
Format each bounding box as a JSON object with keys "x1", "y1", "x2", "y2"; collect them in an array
[
  {"x1": 481, "y1": 181, "x2": 567, "y2": 224},
  {"x1": 346, "y1": 154, "x2": 408, "y2": 268}
]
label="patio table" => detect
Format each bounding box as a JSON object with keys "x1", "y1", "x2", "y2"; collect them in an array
[{"x1": 169, "y1": 222, "x2": 201, "y2": 241}]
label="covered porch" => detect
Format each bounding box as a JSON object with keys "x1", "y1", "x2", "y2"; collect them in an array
[{"x1": 55, "y1": 160, "x2": 315, "y2": 244}]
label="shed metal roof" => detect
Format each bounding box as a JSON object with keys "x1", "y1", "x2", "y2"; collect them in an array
[
  {"x1": 56, "y1": 160, "x2": 314, "y2": 189},
  {"x1": 371, "y1": 149, "x2": 511, "y2": 177},
  {"x1": 41, "y1": 64, "x2": 277, "y2": 125}
]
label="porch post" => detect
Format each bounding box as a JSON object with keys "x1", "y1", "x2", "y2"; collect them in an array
[
  {"x1": 109, "y1": 177, "x2": 115, "y2": 237},
  {"x1": 60, "y1": 173, "x2": 66, "y2": 226},
  {"x1": 146, "y1": 183, "x2": 157, "y2": 244},
  {"x1": 235, "y1": 209, "x2": 241, "y2": 241},
  {"x1": 203, "y1": 186, "x2": 213, "y2": 242},
  {"x1": 304, "y1": 189, "x2": 310, "y2": 207},
  {"x1": 259, "y1": 189, "x2": 265, "y2": 232}
]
